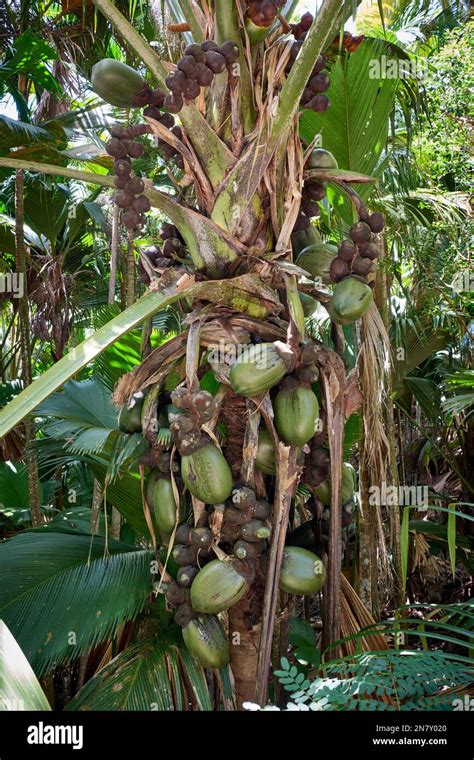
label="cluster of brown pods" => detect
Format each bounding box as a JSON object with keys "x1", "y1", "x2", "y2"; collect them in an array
[{"x1": 329, "y1": 212, "x2": 385, "y2": 284}]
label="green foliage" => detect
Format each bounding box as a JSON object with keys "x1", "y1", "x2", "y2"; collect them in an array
[
  {"x1": 442, "y1": 370, "x2": 474, "y2": 419},
  {"x1": 415, "y1": 22, "x2": 473, "y2": 193},
  {"x1": 0, "y1": 31, "x2": 62, "y2": 102},
  {"x1": 67, "y1": 626, "x2": 232, "y2": 711},
  {"x1": 300, "y1": 39, "x2": 399, "y2": 223},
  {"x1": 275, "y1": 650, "x2": 472, "y2": 710},
  {"x1": 0, "y1": 530, "x2": 153, "y2": 675},
  {"x1": 289, "y1": 617, "x2": 320, "y2": 668}
]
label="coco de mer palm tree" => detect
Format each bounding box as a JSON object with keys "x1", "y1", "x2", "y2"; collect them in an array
[{"x1": 0, "y1": 0, "x2": 386, "y2": 707}]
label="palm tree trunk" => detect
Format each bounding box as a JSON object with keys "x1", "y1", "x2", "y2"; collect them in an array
[{"x1": 14, "y1": 169, "x2": 42, "y2": 526}]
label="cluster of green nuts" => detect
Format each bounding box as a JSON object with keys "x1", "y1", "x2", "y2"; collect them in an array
[{"x1": 117, "y1": 346, "x2": 343, "y2": 672}]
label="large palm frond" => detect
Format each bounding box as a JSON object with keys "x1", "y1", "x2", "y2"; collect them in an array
[
  {"x1": 67, "y1": 626, "x2": 235, "y2": 711},
  {"x1": 0, "y1": 531, "x2": 153, "y2": 675}
]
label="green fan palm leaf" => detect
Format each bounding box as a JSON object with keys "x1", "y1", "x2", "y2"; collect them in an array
[
  {"x1": 67, "y1": 626, "x2": 235, "y2": 711},
  {"x1": 300, "y1": 39, "x2": 400, "y2": 222},
  {"x1": 0, "y1": 532, "x2": 153, "y2": 675}
]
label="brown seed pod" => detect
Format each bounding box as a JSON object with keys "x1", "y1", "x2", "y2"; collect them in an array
[
  {"x1": 248, "y1": 0, "x2": 277, "y2": 24},
  {"x1": 122, "y1": 209, "x2": 140, "y2": 229},
  {"x1": 170, "y1": 386, "x2": 189, "y2": 406},
  {"x1": 350, "y1": 221, "x2": 372, "y2": 244},
  {"x1": 306, "y1": 465, "x2": 329, "y2": 486},
  {"x1": 240, "y1": 519, "x2": 271, "y2": 542},
  {"x1": 290, "y1": 39, "x2": 304, "y2": 60},
  {"x1": 301, "y1": 199, "x2": 320, "y2": 218},
  {"x1": 305, "y1": 182, "x2": 326, "y2": 201},
  {"x1": 168, "y1": 69, "x2": 188, "y2": 93},
  {"x1": 172, "y1": 544, "x2": 198, "y2": 565},
  {"x1": 161, "y1": 143, "x2": 178, "y2": 160},
  {"x1": 205, "y1": 51, "x2": 227, "y2": 74},
  {"x1": 179, "y1": 430, "x2": 202, "y2": 455},
  {"x1": 185, "y1": 44, "x2": 205, "y2": 63},
  {"x1": 224, "y1": 506, "x2": 249, "y2": 526},
  {"x1": 300, "y1": 11, "x2": 314, "y2": 31},
  {"x1": 234, "y1": 539, "x2": 263, "y2": 560},
  {"x1": 171, "y1": 125, "x2": 183, "y2": 141},
  {"x1": 127, "y1": 124, "x2": 151, "y2": 138},
  {"x1": 107, "y1": 138, "x2": 127, "y2": 158},
  {"x1": 165, "y1": 73, "x2": 176, "y2": 90},
  {"x1": 231, "y1": 485, "x2": 256, "y2": 511},
  {"x1": 220, "y1": 40, "x2": 240, "y2": 63},
  {"x1": 330, "y1": 257, "x2": 350, "y2": 282},
  {"x1": 172, "y1": 415, "x2": 195, "y2": 435},
  {"x1": 250, "y1": 499, "x2": 271, "y2": 520},
  {"x1": 160, "y1": 222, "x2": 180, "y2": 242},
  {"x1": 159, "y1": 112, "x2": 175, "y2": 129},
  {"x1": 131, "y1": 195, "x2": 151, "y2": 214},
  {"x1": 114, "y1": 158, "x2": 132, "y2": 177},
  {"x1": 193, "y1": 390, "x2": 215, "y2": 415},
  {"x1": 309, "y1": 72, "x2": 330, "y2": 93},
  {"x1": 125, "y1": 176, "x2": 145, "y2": 195},
  {"x1": 175, "y1": 154, "x2": 185, "y2": 170},
  {"x1": 195, "y1": 62, "x2": 214, "y2": 87},
  {"x1": 177, "y1": 565, "x2": 199, "y2": 587},
  {"x1": 166, "y1": 582, "x2": 187, "y2": 606},
  {"x1": 352, "y1": 256, "x2": 374, "y2": 276},
  {"x1": 164, "y1": 92, "x2": 184, "y2": 114},
  {"x1": 313, "y1": 54, "x2": 326, "y2": 74},
  {"x1": 301, "y1": 87, "x2": 314, "y2": 105},
  {"x1": 182, "y1": 80, "x2": 201, "y2": 100},
  {"x1": 178, "y1": 55, "x2": 198, "y2": 77},
  {"x1": 358, "y1": 241, "x2": 378, "y2": 260},
  {"x1": 150, "y1": 87, "x2": 166, "y2": 107},
  {"x1": 308, "y1": 94, "x2": 330, "y2": 113},
  {"x1": 114, "y1": 175, "x2": 128, "y2": 189},
  {"x1": 190, "y1": 527, "x2": 213, "y2": 549},
  {"x1": 131, "y1": 90, "x2": 152, "y2": 108},
  {"x1": 298, "y1": 364, "x2": 319, "y2": 385},
  {"x1": 143, "y1": 105, "x2": 162, "y2": 121},
  {"x1": 310, "y1": 447, "x2": 330, "y2": 468},
  {"x1": 115, "y1": 191, "x2": 134, "y2": 209},
  {"x1": 176, "y1": 524, "x2": 193, "y2": 545},
  {"x1": 201, "y1": 40, "x2": 218, "y2": 53},
  {"x1": 368, "y1": 212, "x2": 385, "y2": 233},
  {"x1": 111, "y1": 125, "x2": 127, "y2": 139},
  {"x1": 338, "y1": 239, "x2": 357, "y2": 261},
  {"x1": 122, "y1": 139, "x2": 144, "y2": 158},
  {"x1": 174, "y1": 602, "x2": 196, "y2": 627}
]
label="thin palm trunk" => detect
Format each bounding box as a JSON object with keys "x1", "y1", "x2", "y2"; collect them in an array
[{"x1": 14, "y1": 169, "x2": 42, "y2": 527}]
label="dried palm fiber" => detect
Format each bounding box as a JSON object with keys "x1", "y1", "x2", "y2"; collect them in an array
[
  {"x1": 356, "y1": 302, "x2": 392, "y2": 613},
  {"x1": 114, "y1": 311, "x2": 286, "y2": 404},
  {"x1": 339, "y1": 573, "x2": 389, "y2": 655}
]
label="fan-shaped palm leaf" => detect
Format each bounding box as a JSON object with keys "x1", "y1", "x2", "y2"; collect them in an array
[
  {"x1": 0, "y1": 116, "x2": 54, "y2": 152},
  {"x1": 300, "y1": 38, "x2": 400, "y2": 222},
  {"x1": 0, "y1": 531, "x2": 153, "y2": 675},
  {"x1": 67, "y1": 626, "x2": 235, "y2": 711}
]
